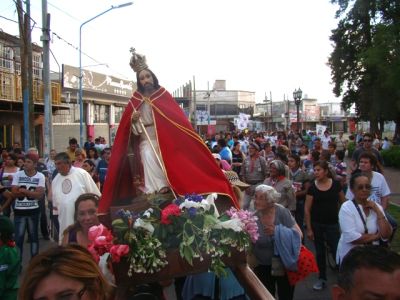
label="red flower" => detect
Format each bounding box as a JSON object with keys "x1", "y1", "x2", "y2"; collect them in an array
[
  {"x1": 109, "y1": 244, "x2": 130, "y2": 263},
  {"x1": 161, "y1": 203, "x2": 181, "y2": 224}
]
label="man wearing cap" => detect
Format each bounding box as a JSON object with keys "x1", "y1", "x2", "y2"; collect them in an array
[
  {"x1": 99, "y1": 49, "x2": 238, "y2": 213},
  {"x1": 240, "y1": 142, "x2": 268, "y2": 210},
  {"x1": 26, "y1": 147, "x2": 50, "y2": 240},
  {"x1": 11, "y1": 153, "x2": 45, "y2": 259}
]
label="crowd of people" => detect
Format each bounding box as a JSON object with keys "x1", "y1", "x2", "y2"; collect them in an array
[
  {"x1": 1, "y1": 50, "x2": 399, "y2": 299},
  {"x1": 0, "y1": 126, "x2": 397, "y2": 299}
]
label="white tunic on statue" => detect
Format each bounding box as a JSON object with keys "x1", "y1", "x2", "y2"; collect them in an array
[
  {"x1": 138, "y1": 101, "x2": 169, "y2": 193},
  {"x1": 52, "y1": 166, "x2": 101, "y2": 242}
]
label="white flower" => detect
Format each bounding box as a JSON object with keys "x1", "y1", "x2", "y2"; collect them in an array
[
  {"x1": 143, "y1": 208, "x2": 154, "y2": 218},
  {"x1": 213, "y1": 218, "x2": 244, "y2": 232},
  {"x1": 179, "y1": 193, "x2": 219, "y2": 217},
  {"x1": 133, "y1": 218, "x2": 154, "y2": 234}
]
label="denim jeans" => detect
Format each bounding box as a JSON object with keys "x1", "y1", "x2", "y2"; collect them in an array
[
  {"x1": 14, "y1": 213, "x2": 40, "y2": 259},
  {"x1": 312, "y1": 222, "x2": 340, "y2": 280},
  {"x1": 39, "y1": 197, "x2": 49, "y2": 238}
]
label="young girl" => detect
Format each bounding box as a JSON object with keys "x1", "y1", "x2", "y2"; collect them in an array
[{"x1": 0, "y1": 216, "x2": 20, "y2": 299}]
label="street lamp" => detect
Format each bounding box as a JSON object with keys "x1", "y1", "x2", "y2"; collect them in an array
[
  {"x1": 78, "y1": 2, "x2": 133, "y2": 147},
  {"x1": 293, "y1": 88, "x2": 302, "y2": 132}
]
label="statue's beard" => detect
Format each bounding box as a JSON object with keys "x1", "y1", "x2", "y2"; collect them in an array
[{"x1": 144, "y1": 83, "x2": 155, "y2": 93}]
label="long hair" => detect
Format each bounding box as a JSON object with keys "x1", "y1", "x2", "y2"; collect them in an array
[
  {"x1": 63, "y1": 193, "x2": 100, "y2": 236},
  {"x1": 313, "y1": 160, "x2": 333, "y2": 178},
  {"x1": 19, "y1": 244, "x2": 113, "y2": 300},
  {"x1": 136, "y1": 68, "x2": 160, "y2": 94}
]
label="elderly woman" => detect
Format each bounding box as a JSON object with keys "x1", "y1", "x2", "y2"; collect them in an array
[
  {"x1": 253, "y1": 184, "x2": 302, "y2": 300},
  {"x1": 264, "y1": 160, "x2": 296, "y2": 214},
  {"x1": 62, "y1": 193, "x2": 100, "y2": 247},
  {"x1": 337, "y1": 172, "x2": 392, "y2": 265},
  {"x1": 240, "y1": 142, "x2": 268, "y2": 210}
]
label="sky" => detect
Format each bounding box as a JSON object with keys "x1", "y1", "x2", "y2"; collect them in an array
[{"x1": 0, "y1": 0, "x2": 341, "y2": 103}]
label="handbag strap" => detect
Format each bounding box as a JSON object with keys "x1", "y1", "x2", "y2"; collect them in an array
[{"x1": 352, "y1": 199, "x2": 368, "y2": 234}]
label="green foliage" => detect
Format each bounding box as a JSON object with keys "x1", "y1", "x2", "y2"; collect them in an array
[
  {"x1": 381, "y1": 146, "x2": 400, "y2": 168},
  {"x1": 347, "y1": 141, "x2": 356, "y2": 158},
  {"x1": 328, "y1": 0, "x2": 400, "y2": 129},
  {"x1": 112, "y1": 197, "x2": 256, "y2": 277},
  {"x1": 387, "y1": 204, "x2": 400, "y2": 254}
]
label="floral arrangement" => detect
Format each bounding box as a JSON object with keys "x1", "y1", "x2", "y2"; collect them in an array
[
  {"x1": 89, "y1": 193, "x2": 258, "y2": 277},
  {"x1": 87, "y1": 224, "x2": 129, "y2": 263}
]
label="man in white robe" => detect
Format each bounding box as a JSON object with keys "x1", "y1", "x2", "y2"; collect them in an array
[{"x1": 52, "y1": 152, "x2": 100, "y2": 242}]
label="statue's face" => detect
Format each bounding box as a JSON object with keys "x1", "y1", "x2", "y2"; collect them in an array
[{"x1": 138, "y1": 70, "x2": 155, "y2": 93}]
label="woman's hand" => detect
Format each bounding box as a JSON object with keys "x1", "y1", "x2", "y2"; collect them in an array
[
  {"x1": 264, "y1": 224, "x2": 275, "y2": 236},
  {"x1": 307, "y1": 228, "x2": 314, "y2": 241},
  {"x1": 364, "y1": 200, "x2": 380, "y2": 214}
]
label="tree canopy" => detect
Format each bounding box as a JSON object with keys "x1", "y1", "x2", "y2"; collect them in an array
[{"x1": 328, "y1": 0, "x2": 400, "y2": 134}]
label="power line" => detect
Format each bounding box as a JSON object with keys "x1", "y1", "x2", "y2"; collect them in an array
[
  {"x1": 0, "y1": 15, "x2": 18, "y2": 24},
  {"x1": 47, "y1": 1, "x2": 82, "y2": 23}
]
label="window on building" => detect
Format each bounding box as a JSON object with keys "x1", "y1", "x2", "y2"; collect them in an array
[
  {"x1": 93, "y1": 104, "x2": 109, "y2": 123},
  {"x1": 14, "y1": 48, "x2": 21, "y2": 74},
  {"x1": 0, "y1": 45, "x2": 12, "y2": 71},
  {"x1": 33, "y1": 53, "x2": 41, "y2": 79},
  {"x1": 53, "y1": 103, "x2": 85, "y2": 124},
  {"x1": 115, "y1": 106, "x2": 124, "y2": 123}
]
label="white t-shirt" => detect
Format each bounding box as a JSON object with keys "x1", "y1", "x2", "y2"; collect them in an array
[
  {"x1": 11, "y1": 170, "x2": 45, "y2": 214},
  {"x1": 345, "y1": 171, "x2": 391, "y2": 205},
  {"x1": 321, "y1": 135, "x2": 331, "y2": 150},
  {"x1": 52, "y1": 166, "x2": 101, "y2": 242},
  {"x1": 337, "y1": 200, "x2": 386, "y2": 264}
]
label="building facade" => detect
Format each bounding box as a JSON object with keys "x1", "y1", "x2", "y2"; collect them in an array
[
  {"x1": 0, "y1": 31, "x2": 62, "y2": 151},
  {"x1": 55, "y1": 64, "x2": 135, "y2": 153}
]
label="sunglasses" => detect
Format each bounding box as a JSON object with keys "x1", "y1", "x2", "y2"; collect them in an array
[
  {"x1": 363, "y1": 139, "x2": 372, "y2": 142},
  {"x1": 356, "y1": 184, "x2": 372, "y2": 191}
]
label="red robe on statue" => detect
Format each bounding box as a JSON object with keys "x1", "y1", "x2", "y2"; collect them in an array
[{"x1": 98, "y1": 87, "x2": 238, "y2": 213}]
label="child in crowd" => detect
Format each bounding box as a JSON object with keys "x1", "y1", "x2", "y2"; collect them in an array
[{"x1": 0, "y1": 216, "x2": 20, "y2": 299}]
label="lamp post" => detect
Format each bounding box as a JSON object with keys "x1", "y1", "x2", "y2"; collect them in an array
[
  {"x1": 293, "y1": 88, "x2": 302, "y2": 132},
  {"x1": 78, "y1": 2, "x2": 132, "y2": 147}
]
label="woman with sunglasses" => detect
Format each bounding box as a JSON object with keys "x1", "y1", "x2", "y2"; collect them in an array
[
  {"x1": 19, "y1": 244, "x2": 114, "y2": 300},
  {"x1": 336, "y1": 172, "x2": 392, "y2": 265}
]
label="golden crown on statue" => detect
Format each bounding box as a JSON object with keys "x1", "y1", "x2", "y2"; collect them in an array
[{"x1": 129, "y1": 48, "x2": 148, "y2": 73}]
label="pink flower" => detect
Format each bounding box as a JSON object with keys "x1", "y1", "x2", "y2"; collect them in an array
[
  {"x1": 95, "y1": 236, "x2": 108, "y2": 246},
  {"x1": 109, "y1": 244, "x2": 130, "y2": 263},
  {"x1": 88, "y1": 244, "x2": 100, "y2": 263},
  {"x1": 226, "y1": 208, "x2": 259, "y2": 243},
  {"x1": 161, "y1": 204, "x2": 181, "y2": 225},
  {"x1": 88, "y1": 224, "x2": 107, "y2": 242}
]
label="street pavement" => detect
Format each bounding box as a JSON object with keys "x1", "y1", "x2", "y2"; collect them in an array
[{"x1": 19, "y1": 165, "x2": 400, "y2": 299}]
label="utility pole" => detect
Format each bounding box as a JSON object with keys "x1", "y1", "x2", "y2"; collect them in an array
[
  {"x1": 26, "y1": 0, "x2": 35, "y2": 148},
  {"x1": 16, "y1": 0, "x2": 31, "y2": 150},
  {"x1": 41, "y1": 0, "x2": 52, "y2": 158},
  {"x1": 270, "y1": 91, "x2": 273, "y2": 131}
]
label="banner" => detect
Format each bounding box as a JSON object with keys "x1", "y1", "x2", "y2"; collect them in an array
[
  {"x1": 237, "y1": 113, "x2": 250, "y2": 130},
  {"x1": 316, "y1": 124, "x2": 327, "y2": 138}
]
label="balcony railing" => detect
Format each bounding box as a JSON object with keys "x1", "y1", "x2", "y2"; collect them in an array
[{"x1": 0, "y1": 69, "x2": 61, "y2": 105}]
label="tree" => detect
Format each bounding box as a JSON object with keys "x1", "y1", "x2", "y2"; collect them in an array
[{"x1": 328, "y1": 0, "x2": 400, "y2": 137}]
